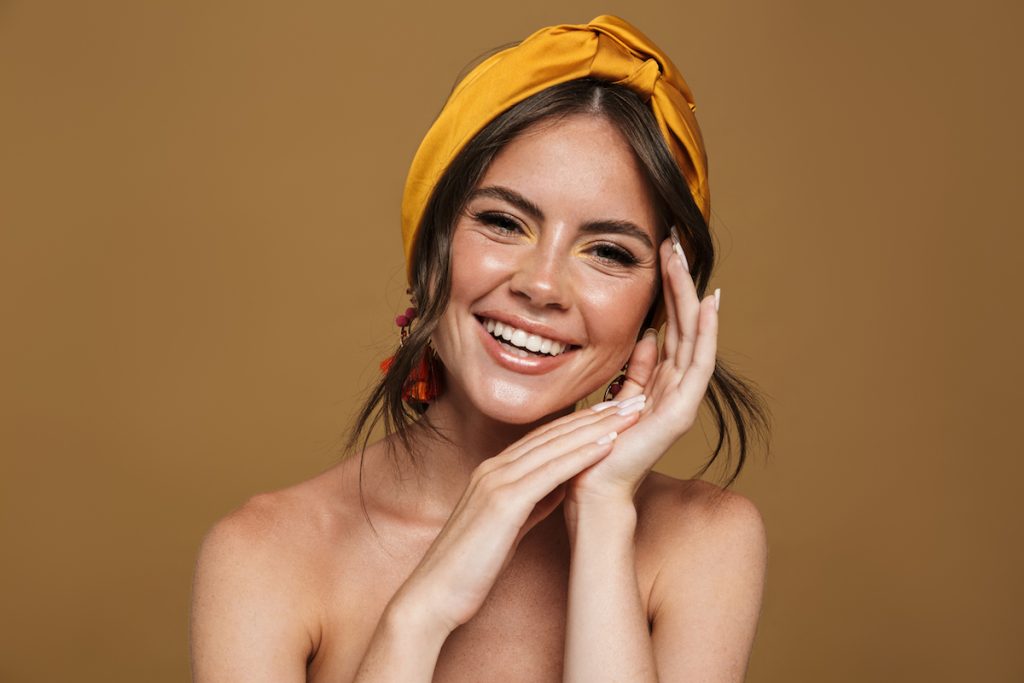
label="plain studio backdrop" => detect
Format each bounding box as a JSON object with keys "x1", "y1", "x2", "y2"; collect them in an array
[{"x1": 2, "y1": 1, "x2": 1021, "y2": 681}]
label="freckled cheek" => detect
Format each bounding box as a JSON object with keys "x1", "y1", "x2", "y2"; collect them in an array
[
  {"x1": 579, "y1": 278, "x2": 657, "y2": 348},
  {"x1": 450, "y1": 239, "x2": 519, "y2": 296}
]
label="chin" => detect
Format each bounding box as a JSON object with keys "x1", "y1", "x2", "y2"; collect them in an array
[{"x1": 461, "y1": 378, "x2": 580, "y2": 426}]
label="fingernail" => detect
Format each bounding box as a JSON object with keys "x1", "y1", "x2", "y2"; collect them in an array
[
  {"x1": 617, "y1": 393, "x2": 646, "y2": 407},
  {"x1": 714, "y1": 288, "x2": 721, "y2": 312},
  {"x1": 617, "y1": 400, "x2": 645, "y2": 416},
  {"x1": 592, "y1": 400, "x2": 620, "y2": 412},
  {"x1": 669, "y1": 226, "x2": 690, "y2": 273},
  {"x1": 596, "y1": 431, "x2": 618, "y2": 445},
  {"x1": 643, "y1": 327, "x2": 658, "y2": 341}
]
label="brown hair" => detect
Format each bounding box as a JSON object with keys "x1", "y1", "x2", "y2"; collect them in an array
[{"x1": 344, "y1": 77, "x2": 771, "y2": 525}]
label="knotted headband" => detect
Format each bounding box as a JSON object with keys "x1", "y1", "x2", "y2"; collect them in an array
[{"x1": 400, "y1": 14, "x2": 710, "y2": 326}]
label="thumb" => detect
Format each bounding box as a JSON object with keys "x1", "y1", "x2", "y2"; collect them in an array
[
  {"x1": 517, "y1": 483, "x2": 566, "y2": 543},
  {"x1": 614, "y1": 328, "x2": 659, "y2": 401}
]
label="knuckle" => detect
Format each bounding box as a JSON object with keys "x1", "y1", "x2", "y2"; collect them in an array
[
  {"x1": 473, "y1": 464, "x2": 504, "y2": 490},
  {"x1": 472, "y1": 459, "x2": 497, "y2": 480}
]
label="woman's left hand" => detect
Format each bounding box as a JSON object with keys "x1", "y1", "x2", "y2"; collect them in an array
[{"x1": 565, "y1": 231, "x2": 720, "y2": 508}]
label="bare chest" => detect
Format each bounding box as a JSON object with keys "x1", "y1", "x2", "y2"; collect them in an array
[{"x1": 306, "y1": 517, "x2": 656, "y2": 683}]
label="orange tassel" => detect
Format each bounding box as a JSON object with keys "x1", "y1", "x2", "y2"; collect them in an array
[
  {"x1": 380, "y1": 299, "x2": 441, "y2": 408},
  {"x1": 379, "y1": 348, "x2": 442, "y2": 406}
]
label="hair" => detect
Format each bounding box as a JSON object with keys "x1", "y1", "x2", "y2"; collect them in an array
[{"x1": 343, "y1": 76, "x2": 772, "y2": 529}]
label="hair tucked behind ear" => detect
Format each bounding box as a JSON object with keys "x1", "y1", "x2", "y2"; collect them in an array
[{"x1": 343, "y1": 77, "x2": 771, "y2": 534}]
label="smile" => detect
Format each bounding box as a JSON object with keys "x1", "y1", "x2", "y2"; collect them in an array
[
  {"x1": 477, "y1": 316, "x2": 574, "y2": 357},
  {"x1": 472, "y1": 314, "x2": 580, "y2": 375}
]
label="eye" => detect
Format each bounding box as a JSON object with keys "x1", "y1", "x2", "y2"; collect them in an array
[
  {"x1": 472, "y1": 211, "x2": 524, "y2": 236},
  {"x1": 590, "y1": 242, "x2": 639, "y2": 266}
]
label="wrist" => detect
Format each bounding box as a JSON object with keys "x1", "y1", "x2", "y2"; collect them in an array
[
  {"x1": 564, "y1": 497, "x2": 637, "y2": 544},
  {"x1": 565, "y1": 490, "x2": 638, "y2": 520},
  {"x1": 384, "y1": 589, "x2": 455, "y2": 645},
  {"x1": 354, "y1": 592, "x2": 451, "y2": 681}
]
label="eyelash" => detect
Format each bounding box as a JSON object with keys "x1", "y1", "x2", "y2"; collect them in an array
[{"x1": 471, "y1": 211, "x2": 639, "y2": 267}]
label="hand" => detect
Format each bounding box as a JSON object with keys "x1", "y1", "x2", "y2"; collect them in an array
[
  {"x1": 565, "y1": 231, "x2": 720, "y2": 507},
  {"x1": 392, "y1": 403, "x2": 646, "y2": 633}
]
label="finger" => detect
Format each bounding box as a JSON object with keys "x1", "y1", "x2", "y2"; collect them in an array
[
  {"x1": 485, "y1": 398, "x2": 640, "y2": 469},
  {"x1": 615, "y1": 328, "x2": 658, "y2": 402},
  {"x1": 666, "y1": 236, "x2": 702, "y2": 371},
  {"x1": 659, "y1": 239, "x2": 680, "y2": 360},
  {"x1": 676, "y1": 294, "x2": 719, "y2": 407},
  {"x1": 508, "y1": 438, "x2": 619, "y2": 511},
  {"x1": 517, "y1": 482, "x2": 567, "y2": 541},
  {"x1": 484, "y1": 408, "x2": 606, "y2": 467},
  {"x1": 500, "y1": 404, "x2": 644, "y2": 482}
]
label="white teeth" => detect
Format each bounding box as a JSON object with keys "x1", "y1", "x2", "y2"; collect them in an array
[{"x1": 479, "y1": 317, "x2": 572, "y2": 356}]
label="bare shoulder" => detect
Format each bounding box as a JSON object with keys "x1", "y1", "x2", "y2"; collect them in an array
[
  {"x1": 635, "y1": 471, "x2": 768, "y2": 605},
  {"x1": 637, "y1": 471, "x2": 766, "y2": 538},
  {"x1": 635, "y1": 472, "x2": 768, "y2": 680},
  {"x1": 190, "y1": 469, "x2": 351, "y2": 681}
]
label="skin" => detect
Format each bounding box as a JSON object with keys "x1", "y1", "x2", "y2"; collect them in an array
[
  {"x1": 413, "y1": 112, "x2": 665, "y2": 516},
  {"x1": 189, "y1": 113, "x2": 768, "y2": 682}
]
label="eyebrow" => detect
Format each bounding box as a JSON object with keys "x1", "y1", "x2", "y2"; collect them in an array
[{"x1": 467, "y1": 185, "x2": 655, "y2": 251}]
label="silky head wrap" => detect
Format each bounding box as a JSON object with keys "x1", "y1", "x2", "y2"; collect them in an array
[{"x1": 401, "y1": 14, "x2": 710, "y2": 328}]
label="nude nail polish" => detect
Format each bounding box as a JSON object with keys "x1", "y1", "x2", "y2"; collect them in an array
[
  {"x1": 617, "y1": 394, "x2": 646, "y2": 407},
  {"x1": 669, "y1": 225, "x2": 690, "y2": 273},
  {"x1": 714, "y1": 288, "x2": 721, "y2": 312},
  {"x1": 616, "y1": 400, "x2": 645, "y2": 416}
]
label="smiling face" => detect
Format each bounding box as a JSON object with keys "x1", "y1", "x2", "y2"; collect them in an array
[{"x1": 429, "y1": 113, "x2": 665, "y2": 424}]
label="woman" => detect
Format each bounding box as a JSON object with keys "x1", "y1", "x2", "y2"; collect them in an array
[{"x1": 190, "y1": 15, "x2": 770, "y2": 682}]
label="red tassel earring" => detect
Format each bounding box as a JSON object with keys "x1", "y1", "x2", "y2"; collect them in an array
[{"x1": 379, "y1": 294, "x2": 442, "y2": 410}]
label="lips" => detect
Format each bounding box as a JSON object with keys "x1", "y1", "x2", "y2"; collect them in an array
[
  {"x1": 476, "y1": 316, "x2": 574, "y2": 356},
  {"x1": 473, "y1": 315, "x2": 579, "y2": 376}
]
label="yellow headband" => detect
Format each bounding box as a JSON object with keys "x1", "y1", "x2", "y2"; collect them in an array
[{"x1": 400, "y1": 14, "x2": 710, "y2": 327}]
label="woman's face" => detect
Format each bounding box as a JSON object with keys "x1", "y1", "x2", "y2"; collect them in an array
[{"x1": 430, "y1": 113, "x2": 663, "y2": 424}]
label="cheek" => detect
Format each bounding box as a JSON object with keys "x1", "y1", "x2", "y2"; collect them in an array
[
  {"x1": 449, "y1": 230, "x2": 514, "y2": 297},
  {"x1": 578, "y1": 273, "x2": 658, "y2": 343}
]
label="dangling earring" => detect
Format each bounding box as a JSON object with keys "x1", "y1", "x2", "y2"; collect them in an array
[
  {"x1": 379, "y1": 291, "x2": 442, "y2": 410},
  {"x1": 404, "y1": 343, "x2": 442, "y2": 408},
  {"x1": 604, "y1": 362, "x2": 628, "y2": 402}
]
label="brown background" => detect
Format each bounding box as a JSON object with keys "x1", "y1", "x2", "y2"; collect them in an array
[{"x1": 2, "y1": 0, "x2": 1022, "y2": 681}]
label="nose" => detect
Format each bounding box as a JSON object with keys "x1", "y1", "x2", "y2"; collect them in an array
[{"x1": 508, "y1": 243, "x2": 570, "y2": 311}]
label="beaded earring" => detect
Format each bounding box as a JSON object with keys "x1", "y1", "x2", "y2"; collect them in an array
[
  {"x1": 379, "y1": 293, "x2": 442, "y2": 410},
  {"x1": 604, "y1": 362, "x2": 629, "y2": 402}
]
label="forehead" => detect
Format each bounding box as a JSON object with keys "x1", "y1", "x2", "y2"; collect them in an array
[{"x1": 473, "y1": 114, "x2": 660, "y2": 230}]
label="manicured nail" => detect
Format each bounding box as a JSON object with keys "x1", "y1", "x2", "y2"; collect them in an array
[
  {"x1": 643, "y1": 327, "x2": 658, "y2": 341},
  {"x1": 617, "y1": 393, "x2": 646, "y2": 407},
  {"x1": 669, "y1": 226, "x2": 690, "y2": 273},
  {"x1": 714, "y1": 288, "x2": 721, "y2": 312},
  {"x1": 596, "y1": 431, "x2": 618, "y2": 445},
  {"x1": 592, "y1": 400, "x2": 620, "y2": 412},
  {"x1": 617, "y1": 400, "x2": 646, "y2": 416}
]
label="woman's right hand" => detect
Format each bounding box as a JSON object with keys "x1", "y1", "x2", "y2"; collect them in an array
[{"x1": 390, "y1": 395, "x2": 647, "y2": 634}]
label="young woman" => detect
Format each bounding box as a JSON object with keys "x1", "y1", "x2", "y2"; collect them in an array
[{"x1": 191, "y1": 15, "x2": 771, "y2": 682}]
